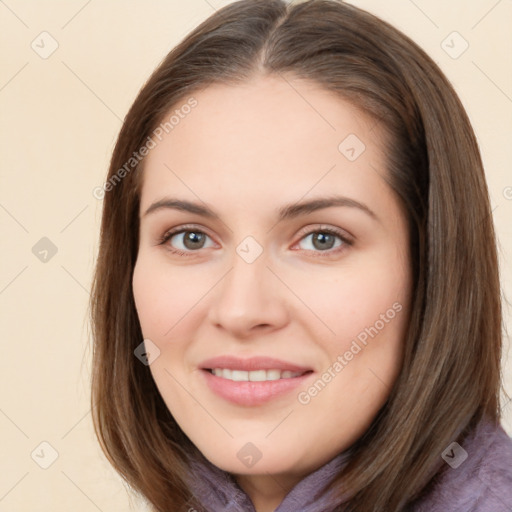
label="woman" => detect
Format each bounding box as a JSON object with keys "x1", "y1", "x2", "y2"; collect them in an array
[{"x1": 90, "y1": 1, "x2": 512, "y2": 510}]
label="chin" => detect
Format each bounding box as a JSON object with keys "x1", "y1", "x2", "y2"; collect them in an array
[{"x1": 195, "y1": 439, "x2": 306, "y2": 477}]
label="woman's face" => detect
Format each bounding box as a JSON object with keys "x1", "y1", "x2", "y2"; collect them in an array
[{"x1": 132, "y1": 75, "x2": 412, "y2": 486}]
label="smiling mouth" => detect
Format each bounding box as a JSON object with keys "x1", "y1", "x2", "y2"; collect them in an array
[
  {"x1": 199, "y1": 356, "x2": 314, "y2": 405},
  {"x1": 205, "y1": 368, "x2": 311, "y2": 381}
]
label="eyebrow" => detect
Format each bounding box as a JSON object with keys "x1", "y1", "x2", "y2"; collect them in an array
[{"x1": 143, "y1": 195, "x2": 378, "y2": 222}]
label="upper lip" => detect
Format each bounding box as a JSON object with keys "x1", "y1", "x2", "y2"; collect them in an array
[{"x1": 199, "y1": 355, "x2": 313, "y2": 373}]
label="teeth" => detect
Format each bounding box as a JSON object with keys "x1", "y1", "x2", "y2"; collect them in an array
[
  {"x1": 249, "y1": 370, "x2": 267, "y2": 382},
  {"x1": 266, "y1": 369, "x2": 281, "y2": 381},
  {"x1": 231, "y1": 370, "x2": 249, "y2": 381},
  {"x1": 211, "y1": 368, "x2": 303, "y2": 381}
]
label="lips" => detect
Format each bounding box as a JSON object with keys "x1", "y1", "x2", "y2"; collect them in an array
[
  {"x1": 199, "y1": 356, "x2": 314, "y2": 406},
  {"x1": 200, "y1": 355, "x2": 312, "y2": 373}
]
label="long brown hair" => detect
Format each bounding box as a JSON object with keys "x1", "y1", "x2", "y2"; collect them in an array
[{"x1": 89, "y1": 1, "x2": 505, "y2": 510}]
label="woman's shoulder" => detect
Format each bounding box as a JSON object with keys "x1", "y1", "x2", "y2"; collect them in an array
[{"x1": 409, "y1": 415, "x2": 512, "y2": 512}]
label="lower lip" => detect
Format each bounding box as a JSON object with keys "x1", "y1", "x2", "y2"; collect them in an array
[{"x1": 202, "y1": 370, "x2": 313, "y2": 406}]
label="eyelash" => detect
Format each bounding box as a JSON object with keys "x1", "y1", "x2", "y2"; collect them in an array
[{"x1": 157, "y1": 224, "x2": 353, "y2": 258}]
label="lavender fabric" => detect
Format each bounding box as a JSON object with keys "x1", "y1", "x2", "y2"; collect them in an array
[
  {"x1": 409, "y1": 416, "x2": 512, "y2": 512},
  {"x1": 185, "y1": 446, "x2": 352, "y2": 512},
  {"x1": 185, "y1": 416, "x2": 512, "y2": 511}
]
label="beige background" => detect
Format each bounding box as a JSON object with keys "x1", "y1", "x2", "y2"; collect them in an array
[{"x1": 0, "y1": 0, "x2": 511, "y2": 510}]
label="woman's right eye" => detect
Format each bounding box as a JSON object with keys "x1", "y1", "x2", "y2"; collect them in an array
[{"x1": 160, "y1": 228, "x2": 216, "y2": 256}]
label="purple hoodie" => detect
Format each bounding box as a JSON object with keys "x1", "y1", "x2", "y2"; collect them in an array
[{"x1": 185, "y1": 416, "x2": 512, "y2": 511}]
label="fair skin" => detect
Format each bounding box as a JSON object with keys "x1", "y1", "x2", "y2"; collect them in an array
[{"x1": 132, "y1": 74, "x2": 412, "y2": 512}]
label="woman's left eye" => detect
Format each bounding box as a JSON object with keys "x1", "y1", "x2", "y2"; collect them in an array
[
  {"x1": 295, "y1": 228, "x2": 351, "y2": 254},
  {"x1": 159, "y1": 225, "x2": 351, "y2": 256}
]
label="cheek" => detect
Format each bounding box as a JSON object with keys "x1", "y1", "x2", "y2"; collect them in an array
[
  {"x1": 307, "y1": 256, "x2": 409, "y2": 349},
  {"x1": 300, "y1": 249, "x2": 410, "y2": 415},
  {"x1": 132, "y1": 255, "x2": 210, "y2": 339},
  {"x1": 132, "y1": 257, "x2": 200, "y2": 410},
  {"x1": 297, "y1": 274, "x2": 408, "y2": 448},
  {"x1": 132, "y1": 260, "x2": 171, "y2": 338}
]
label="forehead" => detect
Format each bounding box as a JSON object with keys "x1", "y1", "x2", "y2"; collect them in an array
[{"x1": 139, "y1": 75, "x2": 390, "y2": 213}]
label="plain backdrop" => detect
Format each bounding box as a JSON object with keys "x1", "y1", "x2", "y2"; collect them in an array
[{"x1": 0, "y1": 0, "x2": 511, "y2": 510}]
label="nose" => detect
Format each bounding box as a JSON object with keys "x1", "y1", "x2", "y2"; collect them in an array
[{"x1": 207, "y1": 249, "x2": 290, "y2": 339}]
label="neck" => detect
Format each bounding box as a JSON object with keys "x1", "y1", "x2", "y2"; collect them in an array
[{"x1": 235, "y1": 472, "x2": 303, "y2": 512}]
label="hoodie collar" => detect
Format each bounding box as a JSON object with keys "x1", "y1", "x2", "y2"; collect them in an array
[{"x1": 185, "y1": 448, "x2": 353, "y2": 512}]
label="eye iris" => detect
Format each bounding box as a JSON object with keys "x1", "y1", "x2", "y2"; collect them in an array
[
  {"x1": 183, "y1": 231, "x2": 205, "y2": 250},
  {"x1": 312, "y1": 232, "x2": 335, "y2": 250}
]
